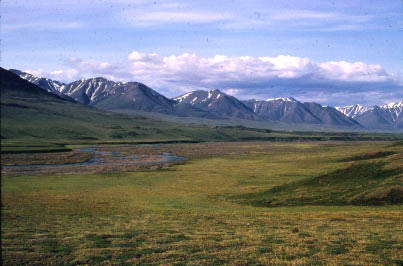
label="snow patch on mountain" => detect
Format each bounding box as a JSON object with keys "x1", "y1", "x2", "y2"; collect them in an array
[
  {"x1": 266, "y1": 97, "x2": 297, "y2": 102},
  {"x1": 335, "y1": 104, "x2": 372, "y2": 118}
]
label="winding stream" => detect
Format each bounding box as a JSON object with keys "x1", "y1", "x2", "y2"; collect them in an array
[{"x1": 2, "y1": 147, "x2": 186, "y2": 169}]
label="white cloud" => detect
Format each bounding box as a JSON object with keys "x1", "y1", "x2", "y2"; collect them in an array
[
  {"x1": 3, "y1": 22, "x2": 82, "y2": 31},
  {"x1": 269, "y1": 10, "x2": 370, "y2": 23},
  {"x1": 121, "y1": 9, "x2": 232, "y2": 26},
  {"x1": 319, "y1": 61, "x2": 390, "y2": 82},
  {"x1": 270, "y1": 10, "x2": 339, "y2": 20}
]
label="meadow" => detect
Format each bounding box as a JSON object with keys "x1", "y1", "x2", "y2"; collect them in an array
[{"x1": 1, "y1": 141, "x2": 402, "y2": 265}]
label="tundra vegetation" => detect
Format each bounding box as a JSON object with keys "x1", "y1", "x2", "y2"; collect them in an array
[{"x1": 1, "y1": 141, "x2": 402, "y2": 265}]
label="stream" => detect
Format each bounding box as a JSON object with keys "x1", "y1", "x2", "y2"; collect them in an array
[{"x1": 2, "y1": 147, "x2": 186, "y2": 169}]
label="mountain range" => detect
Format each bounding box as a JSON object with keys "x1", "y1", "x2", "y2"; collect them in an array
[
  {"x1": 10, "y1": 69, "x2": 403, "y2": 131},
  {"x1": 3, "y1": 67, "x2": 285, "y2": 143},
  {"x1": 336, "y1": 102, "x2": 403, "y2": 130}
]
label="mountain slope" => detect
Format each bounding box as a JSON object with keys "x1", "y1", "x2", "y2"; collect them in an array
[
  {"x1": 303, "y1": 102, "x2": 361, "y2": 127},
  {"x1": 9, "y1": 69, "x2": 74, "y2": 101},
  {"x1": 2, "y1": 68, "x2": 65, "y2": 100},
  {"x1": 93, "y1": 82, "x2": 175, "y2": 113}
]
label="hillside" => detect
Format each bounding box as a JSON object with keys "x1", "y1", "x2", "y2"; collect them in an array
[{"x1": 234, "y1": 146, "x2": 403, "y2": 207}]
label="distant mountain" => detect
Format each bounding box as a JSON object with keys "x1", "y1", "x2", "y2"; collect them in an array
[
  {"x1": 303, "y1": 102, "x2": 360, "y2": 127},
  {"x1": 93, "y1": 82, "x2": 175, "y2": 113},
  {"x1": 243, "y1": 97, "x2": 321, "y2": 124},
  {"x1": 174, "y1": 89, "x2": 257, "y2": 120},
  {"x1": 243, "y1": 98, "x2": 360, "y2": 127},
  {"x1": 337, "y1": 101, "x2": 403, "y2": 129}
]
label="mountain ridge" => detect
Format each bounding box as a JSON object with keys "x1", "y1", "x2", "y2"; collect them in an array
[{"x1": 11, "y1": 69, "x2": 402, "y2": 130}]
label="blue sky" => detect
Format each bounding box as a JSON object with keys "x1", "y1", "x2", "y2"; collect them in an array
[{"x1": 2, "y1": 0, "x2": 402, "y2": 106}]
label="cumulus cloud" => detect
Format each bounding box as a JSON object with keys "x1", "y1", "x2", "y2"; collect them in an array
[{"x1": 32, "y1": 51, "x2": 402, "y2": 106}]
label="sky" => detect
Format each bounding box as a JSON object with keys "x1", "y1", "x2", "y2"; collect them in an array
[{"x1": 2, "y1": 0, "x2": 403, "y2": 106}]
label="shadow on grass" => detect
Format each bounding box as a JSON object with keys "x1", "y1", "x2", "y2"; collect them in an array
[
  {"x1": 337, "y1": 151, "x2": 396, "y2": 162},
  {"x1": 231, "y1": 162, "x2": 403, "y2": 207}
]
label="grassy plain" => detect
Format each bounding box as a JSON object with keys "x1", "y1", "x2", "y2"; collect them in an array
[{"x1": 1, "y1": 141, "x2": 403, "y2": 265}]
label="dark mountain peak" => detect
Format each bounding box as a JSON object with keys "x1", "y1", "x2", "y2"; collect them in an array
[
  {"x1": 7, "y1": 68, "x2": 73, "y2": 101},
  {"x1": 210, "y1": 88, "x2": 223, "y2": 94},
  {"x1": 9, "y1": 69, "x2": 25, "y2": 75},
  {"x1": 126, "y1": 81, "x2": 151, "y2": 90},
  {"x1": 9, "y1": 69, "x2": 65, "y2": 85}
]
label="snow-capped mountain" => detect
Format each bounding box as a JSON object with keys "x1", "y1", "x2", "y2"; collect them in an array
[
  {"x1": 61, "y1": 77, "x2": 124, "y2": 105},
  {"x1": 174, "y1": 89, "x2": 257, "y2": 120},
  {"x1": 380, "y1": 101, "x2": 403, "y2": 123},
  {"x1": 265, "y1": 97, "x2": 297, "y2": 102},
  {"x1": 337, "y1": 100, "x2": 403, "y2": 129},
  {"x1": 62, "y1": 78, "x2": 174, "y2": 113},
  {"x1": 11, "y1": 70, "x2": 175, "y2": 112}
]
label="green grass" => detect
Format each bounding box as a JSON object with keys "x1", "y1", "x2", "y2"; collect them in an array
[
  {"x1": 2, "y1": 141, "x2": 403, "y2": 265},
  {"x1": 235, "y1": 161, "x2": 402, "y2": 207}
]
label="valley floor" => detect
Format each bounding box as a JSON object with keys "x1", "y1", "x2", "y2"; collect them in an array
[{"x1": 1, "y1": 141, "x2": 402, "y2": 265}]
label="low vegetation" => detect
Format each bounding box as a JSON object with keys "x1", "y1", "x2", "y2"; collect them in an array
[
  {"x1": 236, "y1": 161, "x2": 402, "y2": 207},
  {"x1": 2, "y1": 141, "x2": 402, "y2": 265}
]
